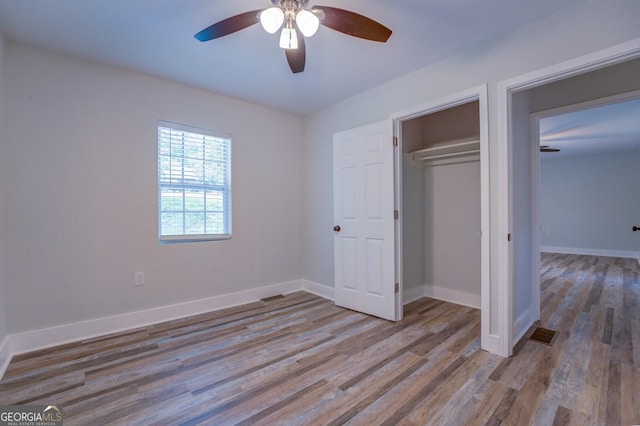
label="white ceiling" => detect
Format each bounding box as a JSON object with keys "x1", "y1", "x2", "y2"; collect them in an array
[
  {"x1": 0, "y1": 0, "x2": 587, "y2": 115},
  {"x1": 539, "y1": 98, "x2": 640, "y2": 160}
]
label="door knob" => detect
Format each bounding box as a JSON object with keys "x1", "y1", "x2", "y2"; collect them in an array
[
  {"x1": 333, "y1": 225, "x2": 341, "y2": 232},
  {"x1": 634, "y1": 226, "x2": 640, "y2": 232}
]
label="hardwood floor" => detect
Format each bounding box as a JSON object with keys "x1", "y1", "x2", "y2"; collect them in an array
[{"x1": 0, "y1": 253, "x2": 638, "y2": 425}]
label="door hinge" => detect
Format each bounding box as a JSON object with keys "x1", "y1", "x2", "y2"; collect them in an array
[
  {"x1": 393, "y1": 136, "x2": 398, "y2": 147},
  {"x1": 508, "y1": 233, "x2": 511, "y2": 242},
  {"x1": 394, "y1": 210, "x2": 399, "y2": 220},
  {"x1": 395, "y1": 283, "x2": 399, "y2": 293}
]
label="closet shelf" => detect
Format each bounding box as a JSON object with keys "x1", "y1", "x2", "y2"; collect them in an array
[{"x1": 411, "y1": 139, "x2": 480, "y2": 162}]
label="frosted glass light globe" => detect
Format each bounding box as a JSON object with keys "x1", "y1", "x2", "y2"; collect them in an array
[
  {"x1": 296, "y1": 9, "x2": 320, "y2": 37},
  {"x1": 260, "y1": 7, "x2": 285, "y2": 34},
  {"x1": 279, "y1": 27, "x2": 299, "y2": 49}
]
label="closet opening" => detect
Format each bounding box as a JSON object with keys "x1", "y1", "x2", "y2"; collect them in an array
[{"x1": 400, "y1": 100, "x2": 482, "y2": 326}]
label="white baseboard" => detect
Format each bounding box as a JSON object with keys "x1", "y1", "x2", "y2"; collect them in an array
[
  {"x1": 513, "y1": 306, "x2": 534, "y2": 346},
  {"x1": 302, "y1": 280, "x2": 334, "y2": 301},
  {"x1": 0, "y1": 336, "x2": 10, "y2": 379},
  {"x1": 6, "y1": 279, "x2": 305, "y2": 361},
  {"x1": 542, "y1": 246, "x2": 640, "y2": 262},
  {"x1": 423, "y1": 284, "x2": 481, "y2": 309},
  {"x1": 403, "y1": 286, "x2": 426, "y2": 305}
]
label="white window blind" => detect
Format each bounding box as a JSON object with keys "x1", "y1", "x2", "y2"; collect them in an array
[{"x1": 158, "y1": 121, "x2": 231, "y2": 242}]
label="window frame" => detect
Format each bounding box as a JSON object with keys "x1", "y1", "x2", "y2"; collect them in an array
[{"x1": 157, "y1": 120, "x2": 232, "y2": 243}]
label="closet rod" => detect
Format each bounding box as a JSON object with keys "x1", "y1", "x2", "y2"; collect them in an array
[{"x1": 413, "y1": 149, "x2": 480, "y2": 162}]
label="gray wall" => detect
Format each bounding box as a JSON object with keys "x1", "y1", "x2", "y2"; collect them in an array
[
  {"x1": 402, "y1": 157, "x2": 425, "y2": 294},
  {"x1": 0, "y1": 33, "x2": 7, "y2": 350},
  {"x1": 1, "y1": 43, "x2": 304, "y2": 334},
  {"x1": 530, "y1": 57, "x2": 640, "y2": 113},
  {"x1": 402, "y1": 102, "x2": 480, "y2": 153},
  {"x1": 511, "y1": 91, "x2": 534, "y2": 321},
  {"x1": 541, "y1": 151, "x2": 640, "y2": 253},
  {"x1": 424, "y1": 161, "x2": 481, "y2": 299}
]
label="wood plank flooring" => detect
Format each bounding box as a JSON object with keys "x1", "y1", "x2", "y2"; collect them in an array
[{"x1": 0, "y1": 253, "x2": 638, "y2": 425}]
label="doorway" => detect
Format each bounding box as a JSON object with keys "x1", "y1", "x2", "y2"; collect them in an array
[
  {"x1": 536, "y1": 93, "x2": 640, "y2": 255},
  {"x1": 499, "y1": 39, "x2": 640, "y2": 354},
  {"x1": 532, "y1": 92, "x2": 640, "y2": 322},
  {"x1": 401, "y1": 101, "x2": 481, "y2": 307},
  {"x1": 392, "y1": 85, "x2": 492, "y2": 353}
]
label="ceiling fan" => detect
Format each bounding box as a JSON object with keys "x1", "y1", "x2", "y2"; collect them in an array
[
  {"x1": 194, "y1": 0, "x2": 392, "y2": 74},
  {"x1": 540, "y1": 145, "x2": 560, "y2": 153}
]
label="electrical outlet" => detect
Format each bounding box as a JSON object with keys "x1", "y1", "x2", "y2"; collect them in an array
[{"x1": 134, "y1": 272, "x2": 145, "y2": 286}]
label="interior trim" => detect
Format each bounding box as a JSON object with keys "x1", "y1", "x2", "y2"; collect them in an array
[
  {"x1": 302, "y1": 280, "x2": 335, "y2": 301},
  {"x1": 0, "y1": 337, "x2": 10, "y2": 380},
  {"x1": 497, "y1": 36, "x2": 640, "y2": 357},
  {"x1": 423, "y1": 285, "x2": 481, "y2": 310},
  {"x1": 391, "y1": 84, "x2": 493, "y2": 355},
  {"x1": 513, "y1": 305, "x2": 534, "y2": 345},
  {"x1": 1, "y1": 279, "x2": 313, "y2": 379},
  {"x1": 541, "y1": 246, "x2": 640, "y2": 261}
]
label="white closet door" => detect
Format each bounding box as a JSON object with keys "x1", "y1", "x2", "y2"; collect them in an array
[{"x1": 333, "y1": 120, "x2": 396, "y2": 321}]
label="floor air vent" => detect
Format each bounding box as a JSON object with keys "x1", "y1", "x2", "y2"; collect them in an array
[
  {"x1": 261, "y1": 294, "x2": 285, "y2": 302},
  {"x1": 529, "y1": 327, "x2": 557, "y2": 346}
]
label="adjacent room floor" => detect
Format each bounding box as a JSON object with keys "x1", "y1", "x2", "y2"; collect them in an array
[{"x1": 0, "y1": 253, "x2": 638, "y2": 425}]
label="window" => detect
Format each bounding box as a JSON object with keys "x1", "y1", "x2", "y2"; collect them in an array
[{"x1": 158, "y1": 121, "x2": 231, "y2": 242}]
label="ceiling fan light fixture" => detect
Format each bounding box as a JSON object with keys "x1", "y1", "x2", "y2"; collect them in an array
[
  {"x1": 279, "y1": 25, "x2": 298, "y2": 49},
  {"x1": 296, "y1": 9, "x2": 320, "y2": 37},
  {"x1": 195, "y1": 2, "x2": 392, "y2": 73},
  {"x1": 260, "y1": 7, "x2": 285, "y2": 34}
]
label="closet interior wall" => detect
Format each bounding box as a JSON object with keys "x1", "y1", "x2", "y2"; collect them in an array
[{"x1": 402, "y1": 101, "x2": 482, "y2": 308}]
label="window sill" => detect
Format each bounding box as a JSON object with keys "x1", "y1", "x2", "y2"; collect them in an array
[{"x1": 159, "y1": 234, "x2": 232, "y2": 244}]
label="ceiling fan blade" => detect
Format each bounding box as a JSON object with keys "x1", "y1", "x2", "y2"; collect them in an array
[
  {"x1": 313, "y1": 6, "x2": 392, "y2": 42},
  {"x1": 285, "y1": 32, "x2": 306, "y2": 73},
  {"x1": 194, "y1": 10, "x2": 261, "y2": 42}
]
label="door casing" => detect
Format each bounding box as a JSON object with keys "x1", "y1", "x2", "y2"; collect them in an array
[
  {"x1": 391, "y1": 85, "x2": 492, "y2": 352},
  {"x1": 497, "y1": 37, "x2": 640, "y2": 355}
]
